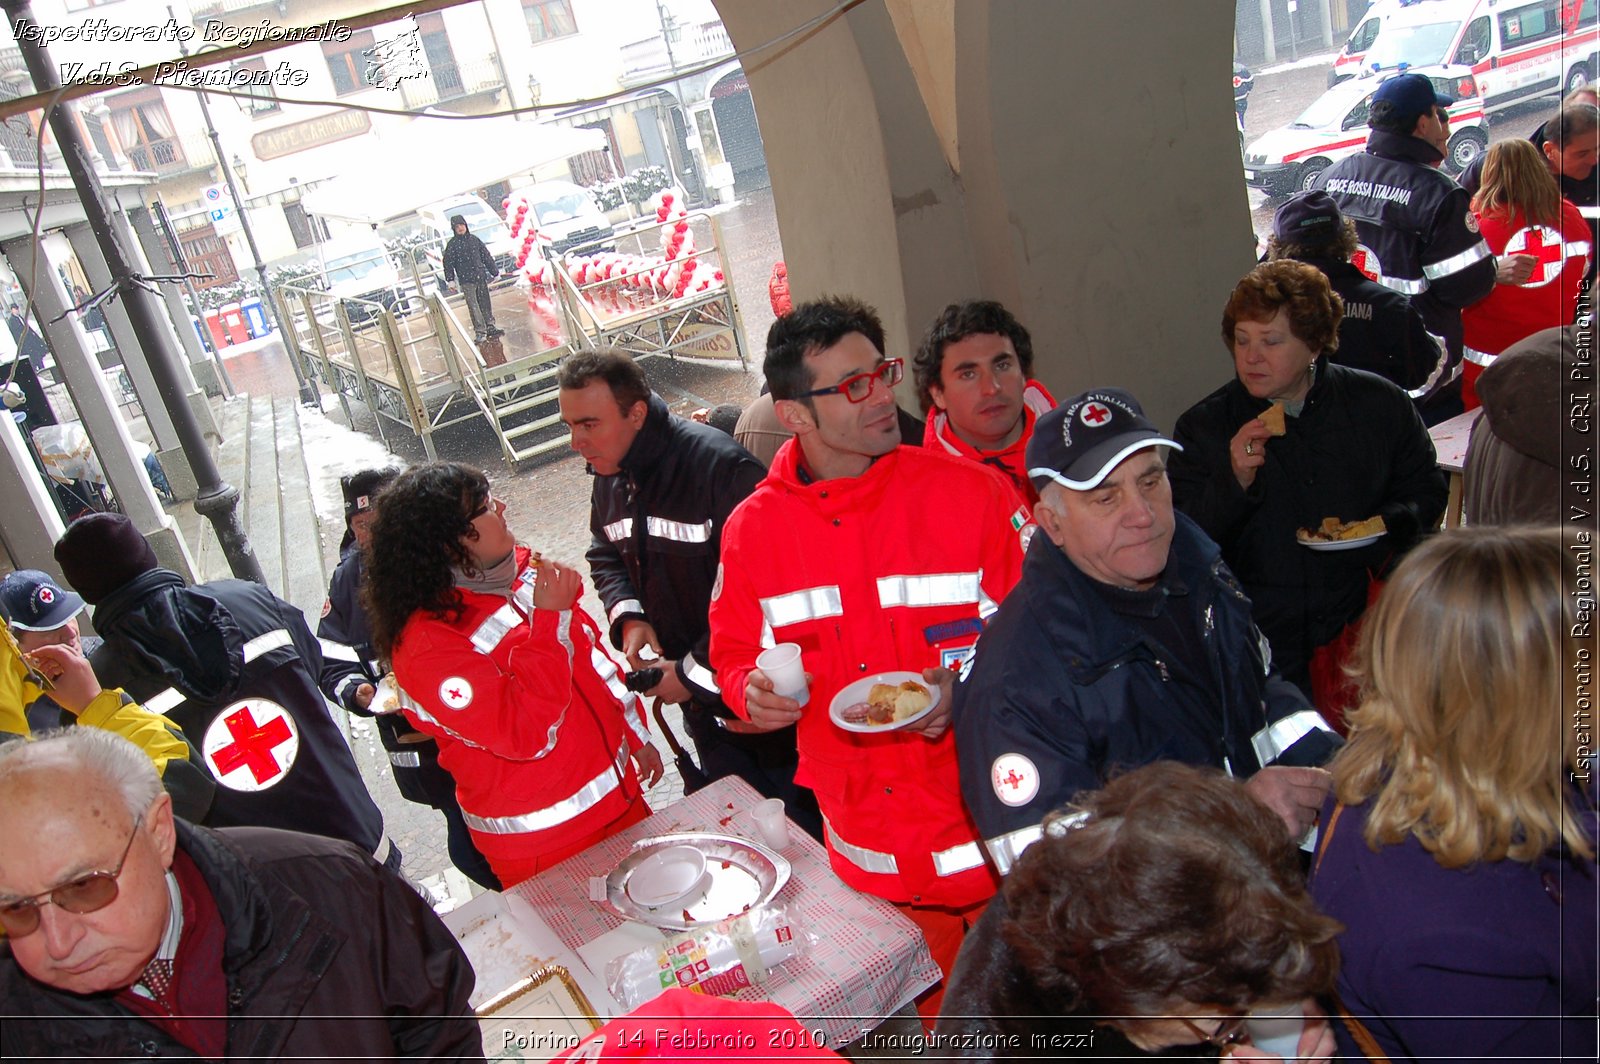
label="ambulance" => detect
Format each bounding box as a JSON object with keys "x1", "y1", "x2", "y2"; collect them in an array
[
  {"x1": 1243, "y1": 71, "x2": 1488, "y2": 197},
  {"x1": 1354, "y1": 0, "x2": 1597, "y2": 116},
  {"x1": 1330, "y1": 0, "x2": 1407, "y2": 86}
]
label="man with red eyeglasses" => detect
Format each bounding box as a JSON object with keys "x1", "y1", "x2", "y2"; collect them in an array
[
  {"x1": 0, "y1": 728, "x2": 481, "y2": 1060},
  {"x1": 709, "y1": 296, "x2": 1027, "y2": 1024}
]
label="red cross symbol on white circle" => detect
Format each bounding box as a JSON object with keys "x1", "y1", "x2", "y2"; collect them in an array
[
  {"x1": 1350, "y1": 243, "x2": 1382, "y2": 284},
  {"x1": 36, "y1": 586, "x2": 54, "y2": 605},
  {"x1": 439, "y1": 677, "x2": 474, "y2": 710},
  {"x1": 991, "y1": 752, "x2": 1040, "y2": 807},
  {"x1": 1504, "y1": 225, "x2": 1581, "y2": 288},
  {"x1": 1080, "y1": 401, "x2": 1113, "y2": 426},
  {"x1": 202, "y1": 700, "x2": 299, "y2": 791}
]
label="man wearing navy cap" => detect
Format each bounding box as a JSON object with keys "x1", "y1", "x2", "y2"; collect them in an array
[
  {"x1": 1, "y1": 569, "x2": 94, "y2": 657},
  {"x1": 952, "y1": 389, "x2": 1341, "y2": 875},
  {"x1": 1314, "y1": 72, "x2": 1526, "y2": 423}
]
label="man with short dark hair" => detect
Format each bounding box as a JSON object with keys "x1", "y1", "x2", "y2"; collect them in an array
[
  {"x1": 953, "y1": 389, "x2": 1340, "y2": 876},
  {"x1": 558, "y1": 350, "x2": 821, "y2": 839},
  {"x1": 1315, "y1": 73, "x2": 1512, "y2": 421},
  {"x1": 0, "y1": 728, "x2": 481, "y2": 1060},
  {"x1": 1268, "y1": 190, "x2": 1441, "y2": 392},
  {"x1": 912, "y1": 300, "x2": 1055, "y2": 507},
  {"x1": 709, "y1": 297, "x2": 1027, "y2": 1021},
  {"x1": 442, "y1": 214, "x2": 501, "y2": 342}
]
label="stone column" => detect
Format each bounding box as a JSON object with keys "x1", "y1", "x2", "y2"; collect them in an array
[
  {"x1": 1, "y1": 232, "x2": 195, "y2": 581},
  {"x1": 126, "y1": 204, "x2": 225, "y2": 399},
  {"x1": 0, "y1": 400, "x2": 66, "y2": 572}
]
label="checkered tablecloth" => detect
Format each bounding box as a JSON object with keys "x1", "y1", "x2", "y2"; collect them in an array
[{"x1": 511, "y1": 776, "x2": 940, "y2": 1048}]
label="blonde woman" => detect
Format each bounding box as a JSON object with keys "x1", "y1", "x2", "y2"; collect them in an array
[
  {"x1": 1310, "y1": 527, "x2": 1597, "y2": 1061},
  {"x1": 1460, "y1": 139, "x2": 1591, "y2": 409}
]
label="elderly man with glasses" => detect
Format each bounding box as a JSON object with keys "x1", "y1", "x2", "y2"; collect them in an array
[
  {"x1": 0, "y1": 728, "x2": 482, "y2": 1060},
  {"x1": 708, "y1": 296, "x2": 1029, "y2": 1024}
]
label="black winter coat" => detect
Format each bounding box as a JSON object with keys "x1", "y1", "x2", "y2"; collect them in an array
[
  {"x1": 442, "y1": 231, "x2": 497, "y2": 286},
  {"x1": 89, "y1": 570, "x2": 384, "y2": 852},
  {"x1": 953, "y1": 515, "x2": 1337, "y2": 873},
  {"x1": 1169, "y1": 359, "x2": 1446, "y2": 690},
  {"x1": 0, "y1": 821, "x2": 481, "y2": 1061},
  {"x1": 1303, "y1": 257, "x2": 1441, "y2": 392},
  {"x1": 586, "y1": 393, "x2": 766, "y2": 709}
]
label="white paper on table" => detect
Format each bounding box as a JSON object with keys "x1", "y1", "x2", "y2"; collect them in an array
[
  {"x1": 444, "y1": 892, "x2": 621, "y2": 1020},
  {"x1": 576, "y1": 921, "x2": 666, "y2": 989}
]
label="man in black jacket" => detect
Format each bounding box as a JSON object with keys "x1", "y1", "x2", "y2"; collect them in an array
[
  {"x1": 318, "y1": 468, "x2": 498, "y2": 889},
  {"x1": 0, "y1": 728, "x2": 481, "y2": 1061},
  {"x1": 953, "y1": 390, "x2": 1339, "y2": 875},
  {"x1": 54, "y1": 512, "x2": 395, "y2": 867},
  {"x1": 1267, "y1": 190, "x2": 1442, "y2": 395},
  {"x1": 442, "y1": 214, "x2": 501, "y2": 342},
  {"x1": 558, "y1": 349, "x2": 822, "y2": 839},
  {"x1": 1315, "y1": 73, "x2": 1515, "y2": 423}
]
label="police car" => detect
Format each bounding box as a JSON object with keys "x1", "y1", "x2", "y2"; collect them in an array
[{"x1": 1242, "y1": 72, "x2": 1488, "y2": 197}]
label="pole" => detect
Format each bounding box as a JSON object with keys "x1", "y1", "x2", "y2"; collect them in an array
[
  {"x1": 174, "y1": 15, "x2": 316, "y2": 406},
  {"x1": 3, "y1": 0, "x2": 265, "y2": 584},
  {"x1": 151, "y1": 198, "x2": 234, "y2": 397}
]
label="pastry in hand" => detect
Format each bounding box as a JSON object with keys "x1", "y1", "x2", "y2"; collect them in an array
[{"x1": 1259, "y1": 401, "x2": 1287, "y2": 436}]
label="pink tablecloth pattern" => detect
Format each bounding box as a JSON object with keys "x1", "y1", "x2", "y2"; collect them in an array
[{"x1": 511, "y1": 776, "x2": 940, "y2": 1047}]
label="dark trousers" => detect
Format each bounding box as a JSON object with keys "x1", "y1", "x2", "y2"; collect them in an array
[
  {"x1": 461, "y1": 280, "x2": 496, "y2": 337},
  {"x1": 681, "y1": 706, "x2": 824, "y2": 843}
]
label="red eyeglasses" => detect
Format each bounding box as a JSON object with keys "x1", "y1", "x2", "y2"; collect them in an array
[
  {"x1": 797, "y1": 359, "x2": 904, "y2": 403},
  {"x1": 0, "y1": 813, "x2": 144, "y2": 937}
]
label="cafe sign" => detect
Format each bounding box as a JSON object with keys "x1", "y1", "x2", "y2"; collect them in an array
[{"x1": 251, "y1": 110, "x2": 370, "y2": 160}]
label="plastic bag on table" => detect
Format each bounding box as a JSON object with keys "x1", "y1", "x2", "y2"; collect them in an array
[{"x1": 605, "y1": 902, "x2": 813, "y2": 1011}]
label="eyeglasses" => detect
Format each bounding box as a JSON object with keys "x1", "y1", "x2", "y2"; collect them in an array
[
  {"x1": 796, "y1": 359, "x2": 904, "y2": 403},
  {"x1": 0, "y1": 813, "x2": 144, "y2": 937},
  {"x1": 468, "y1": 489, "x2": 502, "y2": 521},
  {"x1": 1177, "y1": 1014, "x2": 1248, "y2": 1048}
]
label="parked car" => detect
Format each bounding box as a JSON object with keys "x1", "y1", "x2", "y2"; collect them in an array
[
  {"x1": 511, "y1": 180, "x2": 616, "y2": 257},
  {"x1": 1243, "y1": 71, "x2": 1488, "y2": 197},
  {"x1": 417, "y1": 194, "x2": 517, "y2": 288},
  {"x1": 319, "y1": 232, "x2": 406, "y2": 323}
]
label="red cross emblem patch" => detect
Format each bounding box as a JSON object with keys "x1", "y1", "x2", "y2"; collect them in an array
[
  {"x1": 990, "y1": 752, "x2": 1040, "y2": 807},
  {"x1": 1080, "y1": 401, "x2": 1113, "y2": 427},
  {"x1": 202, "y1": 700, "x2": 299, "y2": 791},
  {"x1": 1504, "y1": 225, "x2": 1584, "y2": 288},
  {"x1": 439, "y1": 677, "x2": 474, "y2": 710},
  {"x1": 36, "y1": 586, "x2": 54, "y2": 605},
  {"x1": 1350, "y1": 243, "x2": 1383, "y2": 284}
]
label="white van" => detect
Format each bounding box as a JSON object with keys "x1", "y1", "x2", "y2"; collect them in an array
[
  {"x1": 1330, "y1": 0, "x2": 1407, "y2": 86},
  {"x1": 1356, "y1": 0, "x2": 1598, "y2": 115},
  {"x1": 319, "y1": 232, "x2": 405, "y2": 323},
  {"x1": 510, "y1": 180, "x2": 615, "y2": 256},
  {"x1": 1244, "y1": 71, "x2": 1489, "y2": 195},
  {"x1": 418, "y1": 194, "x2": 517, "y2": 284}
]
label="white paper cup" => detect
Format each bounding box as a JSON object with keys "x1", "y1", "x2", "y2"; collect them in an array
[
  {"x1": 751, "y1": 798, "x2": 790, "y2": 849},
  {"x1": 756, "y1": 643, "x2": 809, "y2": 707},
  {"x1": 1246, "y1": 1001, "x2": 1304, "y2": 1057}
]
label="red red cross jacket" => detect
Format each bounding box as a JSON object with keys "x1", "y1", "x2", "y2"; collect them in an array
[
  {"x1": 393, "y1": 547, "x2": 652, "y2": 887},
  {"x1": 709, "y1": 442, "x2": 1026, "y2": 907},
  {"x1": 921, "y1": 379, "x2": 1056, "y2": 509},
  {"x1": 1462, "y1": 200, "x2": 1591, "y2": 407}
]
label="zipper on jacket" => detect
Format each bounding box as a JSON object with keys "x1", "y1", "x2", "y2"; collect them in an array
[{"x1": 1202, "y1": 598, "x2": 1234, "y2": 776}]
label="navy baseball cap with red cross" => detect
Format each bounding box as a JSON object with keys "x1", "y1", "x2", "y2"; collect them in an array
[
  {"x1": 1026, "y1": 388, "x2": 1183, "y2": 492},
  {"x1": 0, "y1": 569, "x2": 86, "y2": 631}
]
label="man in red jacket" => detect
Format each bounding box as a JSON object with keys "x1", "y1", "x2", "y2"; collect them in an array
[
  {"x1": 913, "y1": 300, "x2": 1055, "y2": 509},
  {"x1": 709, "y1": 296, "x2": 1026, "y2": 1023}
]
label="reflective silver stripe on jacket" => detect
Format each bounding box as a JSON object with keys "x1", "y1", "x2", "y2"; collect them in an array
[
  {"x1": 931, "y1": 841, "x2": 986, "y2": 877},
  {"x1": 389, "y1": 750, "x2": 421, "y2": 769},
  {"x1": 318, "y1": 638, "x2": 360, "y2": 663},
  {"x1": 603, "y1": 518, "x2": 633, "y2": 543},
  {"x1": 875, "y1": 572, "x2": 982, "y2": 609},
  {"x1": 462, "y1": 740, "x2": 629, "y2": 835},
  {"x1": 646, "y1": 516, "x2": 713, "y2": 543},
  {"x1": 470, "y1": 603, "x2": 522, "y2": 655},
  {"x1": 1422, "y1": 240, "x2": 1491, "y2": 280},
  {"x1": 760, "y1": 585, "x2": 844, "y2": 628},
  {"x1": 984, "y1": 823, "x2": 1044, "y2": 875},
  {"x1": 682, "y1": 652, "x2": 719, "y2": 695},
  {"x1": 1463, "y1": 345, "x2": 1498, "y2": 368},
  {"x1": 588, "y1": 642, "x2": 648, "y2": 741},
  {"x1": 825, "y1": 823, "x2": 987, "y2": 878},
  {"x1": 1378, "y1": 274, "x2": 1428, "y2": 295},
  {"x1": 141, "y1": 629, "x2": 294, "y2": 715},
  {"x1": 608, "y1": 598, "x2": 644, "y2": 625},
  {"x1": 1251, "y1": 709, "x2": 1332, "y2": 765}
]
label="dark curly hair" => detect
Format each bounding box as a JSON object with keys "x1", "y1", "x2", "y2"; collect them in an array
[
  {"x1": 1221, "y1": 259, "x2": 1343, "y2": 356},
  {"x1": 362, "y1": 462, "x2": 490, "y2": 662},
  {"x1": 912, "y1": 301, "x2": 1034, "y2": 413},
  {"x1": 764, "y1": 296, "x2": 886, "y2": 409},
  {"x1": 1000, "y1": 761, "x2": 1341, "y2": 1018}
]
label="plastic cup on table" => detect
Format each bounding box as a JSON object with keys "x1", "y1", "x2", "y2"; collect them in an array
[
  {"x1": 751, "y1": 797, "x2": 790, "y2": 850},
  {"x1": 755, "y1": 643, "x2": 809, "y2": 707},
  {"x1": 1245, "y1": 1001, "x2": 1304, "y2": 1057}
]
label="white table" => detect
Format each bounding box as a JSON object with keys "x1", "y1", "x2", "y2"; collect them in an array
[{"x1": 1427, "y1": 408, "x2": 1481, "y2": 528}]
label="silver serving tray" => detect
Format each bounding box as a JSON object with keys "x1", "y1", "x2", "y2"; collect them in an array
[{"x1": 603, "y1": 832, "x2": 789, "y2": 931}]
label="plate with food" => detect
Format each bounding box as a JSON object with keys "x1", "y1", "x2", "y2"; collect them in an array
[
  {"x1": 829, "y1": 672, "x2": 940, "y2": 733},
  {"x1": 1296, "y1": 515, "x2": 1386, "y2": 551}
]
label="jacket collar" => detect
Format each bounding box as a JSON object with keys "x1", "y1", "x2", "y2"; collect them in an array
[
  {"x1": 1365, "y1": 128, "x2": 1445, "y2": 168},
  {"x1": 92, "y1": 570, "x2": 246, "y2": 703},
  {"x1": 1026, "y1": 511, "x2": 1224, "y2": 676},
  {"x1": 617, "y1": 393, "x2": 673, "y2": 479}
]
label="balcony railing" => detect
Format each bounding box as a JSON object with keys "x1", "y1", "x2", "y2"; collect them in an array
[
  {"x1": 121, "y1": 130, "x2": 216, "y2": 176},
  {"x1": 398, "y1": 57, "x2": 505, "y2": 109},
  {"x1": 620, "y1": 21, "x2": 735, "y2": 81}
]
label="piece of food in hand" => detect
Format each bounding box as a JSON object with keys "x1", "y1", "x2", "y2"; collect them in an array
[
  {"x1": 1298, "y1": 515, "x2": 1387, "y2": 542},
  {"x1": 864, "y1": 680, "x2": 932, "y2": 725},
  {"x1": 1259, "y1": 401, "x2": 1287, "y2": 436},
  {"x1": 379, "y1": 672, "x2": 401, "y2": 712},
  {"x1": 529, "y1": 551, "x2": 544, "y2": 569}
]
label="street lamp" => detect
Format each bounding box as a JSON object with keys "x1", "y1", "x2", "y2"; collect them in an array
[
  {"x1": 230, "y1": 152, "x2": 248, "y2": 194},
  {"x1": 527, "y1": 75, "x2": 541, "y2": 108}
]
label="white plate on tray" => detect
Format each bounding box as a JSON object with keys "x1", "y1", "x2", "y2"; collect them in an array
[
  {"x1": 828, "y1": 671, "x2": 940, "y2": 733},
  {"x1": 604, "y1": 833, "x2": 788, "y2": 931},
  {"x1": 1296, "y1": 530, "x2": 1384, "y2": 552}
]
